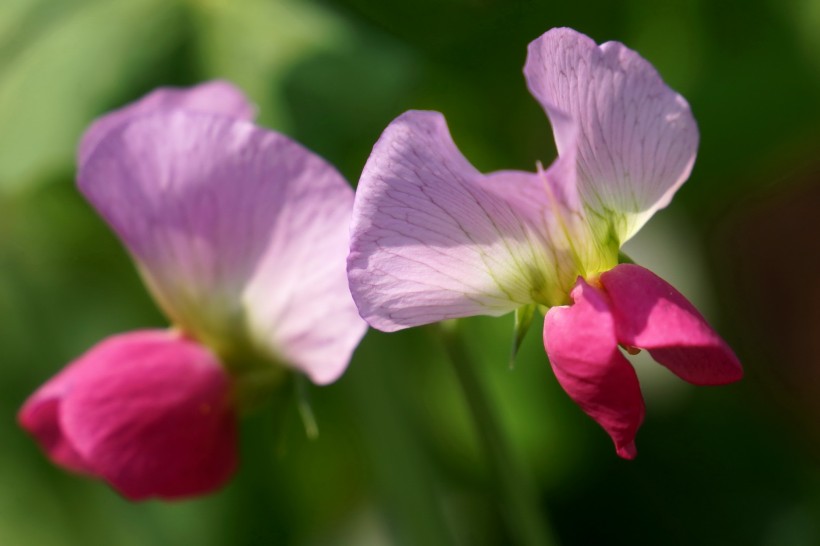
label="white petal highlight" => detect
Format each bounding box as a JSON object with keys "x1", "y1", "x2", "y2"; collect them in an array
[{"x1": 525, "y1": 28, "x2": 699, "y2": 244}]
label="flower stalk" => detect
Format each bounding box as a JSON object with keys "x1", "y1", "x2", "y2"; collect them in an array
[{"x1": 439, "y1": 321, "x2": 558, "y2": 546}]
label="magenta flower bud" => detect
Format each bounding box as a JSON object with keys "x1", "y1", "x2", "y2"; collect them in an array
[
  {"x1": 544, "y1": 265, "x2": 741, "y2": 459},
  {"x1": 19, "y1": 331, "x2": 236, "y2": 500}
]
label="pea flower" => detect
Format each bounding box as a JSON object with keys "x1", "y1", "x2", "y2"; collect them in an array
[
  {"x1": 347, "y1": 28, "x2": 742, "y2": 458},
  {"x1": 19, "y1": 82, "x2": 366, "y2": 499}
]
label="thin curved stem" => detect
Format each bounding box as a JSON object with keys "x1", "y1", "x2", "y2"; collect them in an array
[
  {"x1": 295, "y1": 373, "x2": 319, "y2": 440},
  {"x1": 439, "y1": 321, "x2": 559, "y2": 546}
]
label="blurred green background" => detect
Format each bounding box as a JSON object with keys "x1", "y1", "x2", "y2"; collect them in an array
[{"x1": 2, "y1": 0, "x2": 820, "y2": 544}]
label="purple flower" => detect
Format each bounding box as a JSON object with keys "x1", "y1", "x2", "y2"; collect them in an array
[
  {"x1": 20, "y1": 82, "x2": 366, "y2": 499},
  {"x1": 347, "y1": 28, "x2": 741, "y2": 457}
]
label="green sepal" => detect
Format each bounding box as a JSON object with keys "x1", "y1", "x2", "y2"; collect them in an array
[
  {"x1": 295, "y1": 373, "x2": 319, "y2": 440},
  {"x1": 230, "y1": 364, "x2": 288, "y2": 415},
  {"x1": 618, "y1": 251, "x2": 636, "y2": 265},
  {"x1": 510, "y1": 304, "x2": 537, "y2": 369}
]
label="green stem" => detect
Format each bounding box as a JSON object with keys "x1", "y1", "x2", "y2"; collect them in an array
[
  {"x1": 439, "y1": 321, "x2": 559, "y2": 546},
  {"x1": 349, "y1": 335, "x2": 456, "y2": 546}
]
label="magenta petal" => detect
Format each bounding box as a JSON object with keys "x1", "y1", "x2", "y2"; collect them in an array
[
  {"x1": 601, "y1": 264, "x2": 743, "y2": 385},
  {"x1": 544, "y1": 278, "x2": 645, "y2": 458},
  {"x1": 19, "y1": 366, "x2": 93, "y2": 474},
  {"x1": 79, "y1": 81, "x2": 255, "y2": 166},
  {"x1": 20, "y1": 330, "x2": 238, "y2": 500}
]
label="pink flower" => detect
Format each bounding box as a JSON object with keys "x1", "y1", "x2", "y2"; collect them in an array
[
  {"x1": 347, "y1": 28, "x2": 741, "y2": 457},
  {"x1": 20, "y1": 82, "x2": 366, "y2": 499}
]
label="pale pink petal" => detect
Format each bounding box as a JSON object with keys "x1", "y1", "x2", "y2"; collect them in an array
[
  {"x1": 237, "y1": 141, "x2": 366, "y2": 385},
  {"x1": 78, "y1": 112, "x2": 365, "y2": 384},
  {"x1": 525, "y1": 28, "x2": 699, "y2": 244},
  {"x1": 600, "y1": 264, "x2": 743, "y2": 385},
  {"x1": 79, "y1": 81, "x2": 256, "y2": 165},
  {"x1": 19, "y1": 330, "x2": 237, "y2": 500},
  {"x1": 348, "y1": 110, "x2": 587, "y2": 331},
  {"x1": 544, "y1": 278, "x2": 644, "y2": 458}
]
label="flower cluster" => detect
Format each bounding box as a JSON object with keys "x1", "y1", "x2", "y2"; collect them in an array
[{"x1": 20, "y1": 27, "x2": 742, "y2": 500}]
